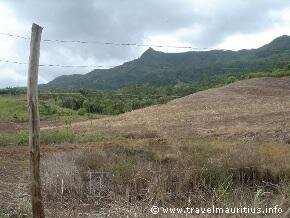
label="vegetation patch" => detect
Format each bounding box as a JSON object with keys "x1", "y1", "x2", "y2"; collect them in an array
[
  {"x1": 0, "y1": 96, "x2": 28, "y2": 122},
  {"x1": 0, "y1": 127, "x2": 109, "y2": 146},
  {"x1": 0, "y1": 130, "x2": 28, "y2": 146},
  {"x1": 41, "y1": 139, "x2": 290, "y2": 216}
]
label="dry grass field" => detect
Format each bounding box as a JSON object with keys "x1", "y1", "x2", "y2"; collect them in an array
[
  {"x1": 1, "y1": 77, "x2": 290, "y2": 217},
  {"x1": 73, "y1": 77, "x2": 290, "y2": 142}
]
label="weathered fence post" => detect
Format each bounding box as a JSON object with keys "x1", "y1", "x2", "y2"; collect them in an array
[{"x1": 27, "y1": 23, "x2": 45, "y2": 218}]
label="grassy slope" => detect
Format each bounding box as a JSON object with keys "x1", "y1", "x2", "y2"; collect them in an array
[{"x1": 72, "y1": 77, "x2": 290, "y2": 142}]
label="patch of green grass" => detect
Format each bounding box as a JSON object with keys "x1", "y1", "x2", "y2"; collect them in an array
[
  {"x1": 40, "y1": 128, "x2": 75, "y2": 144},
  {"x1": 0, "y1": 127, "x2": 109, "y2": 146},
  {"x1": 0, "y1": 96, "x2": 27, "y2": 122},
  {"x1": 0, "y1": 129, "x2": 77, "y2": 146},
  {"x1": 0, "y1": 130, "x2": 28, "y2": 146},
  {"x1": 0, "y1": 95, "x2": 83, "y2": 123},
  {"x1": 246, "y1": 68, "x2": 290, "y2": 79},
  {"x1": 0, "y1": 128, "x2": 75, "y2": 146},
  {"x1": 75, "y1": 132, "x2": 106, "y2": 143}
]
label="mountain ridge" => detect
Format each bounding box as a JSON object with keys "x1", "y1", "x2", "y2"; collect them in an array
[{"x1": 41, "y1": 35, "x2": 290, "y2": 90}]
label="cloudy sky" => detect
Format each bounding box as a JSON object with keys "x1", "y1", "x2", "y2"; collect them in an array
[{"x1": 0, "y1": 0, "x2": 290, "y2": 88}]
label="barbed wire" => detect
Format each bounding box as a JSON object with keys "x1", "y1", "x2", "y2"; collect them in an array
[
  {"x1": 3, "y1": 31, "x2": 290, "y2": 52},
  {"x1": 2, "y1": 31, "x2": 290, "y2": 54},
  {"x1": 0, "y1": 32, "x2": 29, "y2": 40},
  {"x1": 0, "y1": 58, "x2": 116, "y2": 68},
  {"x1": 1, "y1": 32, "x2": 290, "y2": 70},
  {"x1": 0, "y1": 32, "x2": 213, "y2": 50},
  {"x1": 0, "y1": 59, "x2": 27, "y2": 65},
  {"x1": 0, "y1": 58, "x2": 175, "y2": 69},
  {"x1": 0, "y1": 57, "x2": 239, "y2": 70}
]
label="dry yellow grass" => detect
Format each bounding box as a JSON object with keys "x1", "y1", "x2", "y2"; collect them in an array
[{"x1": 72, "y1": 77, "x2": 290, "y2": 142}]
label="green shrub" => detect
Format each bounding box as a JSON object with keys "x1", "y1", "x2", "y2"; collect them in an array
[
  {"x1": 226, "y1": 76, "x2": 237, "y2": 84},
  {"x1": 57, "y1": 95, "x2": 85, "y2": 110},
  {"x1": 77, "y1": 108, "x2": 87, "y2": 116},
  {"x1": 17, "y1": 130, "x2": 29, "y2": 145},
  {"x1": 39, "y1": 104, "x2": 58, "y2": 116}
]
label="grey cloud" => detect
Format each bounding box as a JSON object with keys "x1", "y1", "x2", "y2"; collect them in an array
[
  {"x1": 1, "y1": 0, "x2": 289, "y2": 87},
  {"x1": 184, "y1": 0, "x2": 290, "y2": 46},
  {"x1": 5, "y1": 0, "x2": 201, "y2": 84},
  {"x1": 9, "y1": 0, "x2": 199, "y2": 60}
]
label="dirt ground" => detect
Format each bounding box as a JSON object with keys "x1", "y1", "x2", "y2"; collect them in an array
[
  {"x1": 0, "y1": 144, "x2": 78, "y2": 215},
  {"x1": 0, "y1": 119, "x2": 67, "y2": 134}
]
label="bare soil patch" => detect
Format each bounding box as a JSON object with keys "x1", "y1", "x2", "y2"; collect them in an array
[{"x1": 0, "y1": 122, "x2": 22, "y2": 133}]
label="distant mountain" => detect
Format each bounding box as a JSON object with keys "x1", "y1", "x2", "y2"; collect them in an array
[{"x1": 40, "y1": 35, "x2": 290, "y2": 90}]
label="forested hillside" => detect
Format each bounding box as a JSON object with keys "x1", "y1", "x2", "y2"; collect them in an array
[{"x1": 41, "y1": 35, "x2": 290, "y2": 90}]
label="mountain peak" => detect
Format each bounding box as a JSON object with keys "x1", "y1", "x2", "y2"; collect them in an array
[
  {"x1": 262, "y1": 35, "x2": 290, "y2": 50},
  {"x1": 271, "y1": 35, "x2": 290, "y2": 43},
  {"x1": 140, "y1": 47, "x2": 160, "y2": 59},
  {"x1": 144, "y1": 47, "x2": 156, "y2": 54}
]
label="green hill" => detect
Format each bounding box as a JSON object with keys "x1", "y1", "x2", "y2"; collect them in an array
[{"x1": 41, "y1": 35, "x2": 290, "y2": 90}]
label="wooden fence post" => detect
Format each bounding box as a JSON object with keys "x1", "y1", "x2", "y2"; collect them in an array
[{"x1": 27, "y1": 23, "x2": 45, "y2": 218}]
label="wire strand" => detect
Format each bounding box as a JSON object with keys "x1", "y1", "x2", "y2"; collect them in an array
[
  {"x1": 0, "y1": 32, "x2": 212, "y2": 50},
  {"x1": 0, "y1": 32, "x2": 29, "y2": 40},
  {"x1": 0, "y1": 59, "x2": 27, "y2": 65},
  {"x1": 1, "y1": 57, "x2": 289, "y2": 70},
  {"x1": 0, "y1": 58, "x2": 116, "y2": 68},
  {"x1": 0, "y1": 58, "x2": 176, "y2": 69},
  {"x1": 2, "y1": 32, "x2": 290, "y2": 52}
]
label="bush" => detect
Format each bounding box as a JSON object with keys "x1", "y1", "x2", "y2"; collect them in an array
[
  {"x1": 17, "y1": 130, "x2": 29, "y2": 145},
  {"x1": 39, "y1": 104, "x2": 58, "y2": 116},
  {"x1": 57, "y1": 96, "x2": 85, "y2": 110},
  {"x1": 77, "y1": 108, "x2": 87, "y2": 116},
  {"x1": 226, "y1": 76, "x2": 237, "y2": 84}
]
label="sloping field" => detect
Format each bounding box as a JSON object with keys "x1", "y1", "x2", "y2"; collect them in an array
[
  {"x1": 2, "y1": 77, "x2": 290, "y2": 217},
  {"x1": 73, "y1": 77, "x2": 290, "y2": 142}
]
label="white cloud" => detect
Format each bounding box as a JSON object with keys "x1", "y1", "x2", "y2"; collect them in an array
[
  {"x1": 0, "y1": 67, "x2": 26, "y2": 86},
  {"x1": 216, "y1": 7, "x2": 290, "y2": 50},
  {"x1": 0, "y1": 2, "x2": 30, "y2": 87}
]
